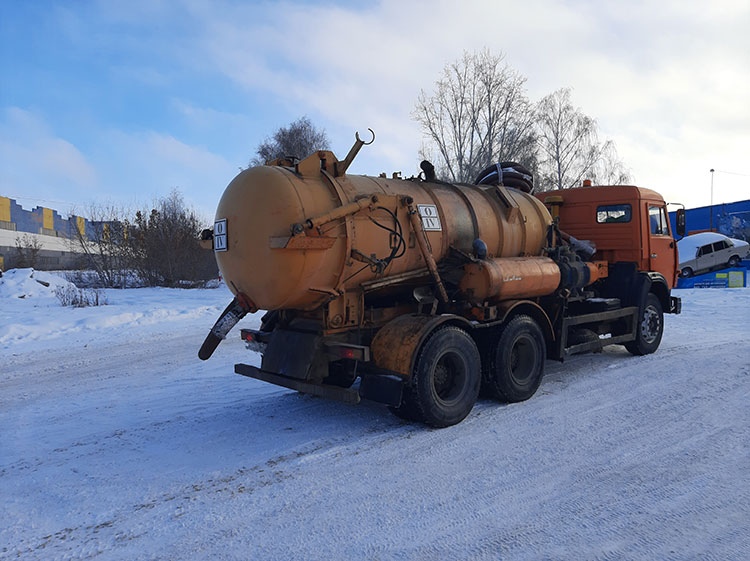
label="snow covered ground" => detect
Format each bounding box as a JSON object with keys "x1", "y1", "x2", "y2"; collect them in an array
[{"x1": 1, "y1": 269, "x2": 748, "y2": 560}]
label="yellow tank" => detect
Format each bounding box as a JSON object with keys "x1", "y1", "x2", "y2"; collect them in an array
[{"x1": 213, "y1": 148, "x2": 553, "y2": 312}]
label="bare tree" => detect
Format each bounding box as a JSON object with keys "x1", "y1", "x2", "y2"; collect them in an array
[
  {"x1": 70, "y1": 203, "x2": 132, "y2": 288},
  {"x1": 589, "y1": 140, "x2": 632, "y2": 185},
  {"x1": 535, "y1": 88, "x2": 630, "y2": 190},
  {"x1": 127, "y1": 190, "x2": 217, "y2": 287},
  {"x1": 414, "y1": 49, "x2": 537, "y2": 183},
  {"x1": 14, "y1": 234, "x2": 42, "y2": 268},
  {"x1": 251, "y1": 116, "x2": 330, "y2": 166},
  {"x1": 69, "y1": 194, "x2": 216, "y2": 288}
]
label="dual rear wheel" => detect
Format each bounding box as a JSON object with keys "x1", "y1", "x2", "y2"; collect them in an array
[
  {"x1": 390, "y1": 293, "x2": 664, "y2": 426},
  {"x1": 391, "y1": 315, "x2": 546, "y2": 427}
]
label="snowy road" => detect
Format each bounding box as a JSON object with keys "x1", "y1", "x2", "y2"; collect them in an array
[{"x1": 1, "y1": 276, "x2": 749, "y2": 560}]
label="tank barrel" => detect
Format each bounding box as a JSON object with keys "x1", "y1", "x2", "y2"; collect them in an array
[{"x1": 208, "y1": 136, "x2": 552, "y2": 313}]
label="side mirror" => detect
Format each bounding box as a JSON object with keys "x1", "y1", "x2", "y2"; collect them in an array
[{"x1": 676, "y1": 208, "x2": 686, "y2": 238}]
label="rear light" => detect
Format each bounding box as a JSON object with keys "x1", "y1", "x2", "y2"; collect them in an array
[
  {"x1": 325, "y1": 343, "x2": 370, "y2": 362},
  {"x1": 240, "y1": 328, "x2": 268, "y2": 353},
  {"x1": 240, "y1": 329, "x2": 258, "y2": 342},
  {"x1": 340, "y1": 348, "x2": 357, "y2": 360}
]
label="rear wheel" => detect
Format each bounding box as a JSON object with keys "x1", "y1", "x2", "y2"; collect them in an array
[
  {"x1": 625, "y1": 292, "x2": 663, "y2": 355},
  {"x1": 680, "y1": 267, "x2": 693, "y2": 278},
  {"x1": 400, "y1": 326, "x2": 481, "y2": 428},
  {"x1": 484, "y1": 315, "x2": 546, "y2": 403}
]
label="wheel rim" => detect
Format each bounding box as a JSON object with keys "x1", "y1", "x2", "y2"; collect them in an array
[
  {"x1": 508, "y1": 335, "x2": 539, "y2": 385},
  {"x1": 641, "y1": 305, "x2": 661, "y2": 344},
  {"x1": 432, "y1": 352, "x2": 468, "y2": 404}
]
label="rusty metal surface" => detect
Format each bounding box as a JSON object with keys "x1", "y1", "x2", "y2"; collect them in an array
[
  {"x1": 406, "y1": 201, "x2": 449, "y2": 302},
  {"x1": 459, "y1": 256, "x2": 561, "y2": 302},
  {"x1": 269, "y1": 235, "x2": 337, "y2": 250},
  {"x1": 214, "y1": 147, "x2": 553, "y2": 314},
  {"x1": 370, "y1": 314, "x2": 470, "y2": 377}
]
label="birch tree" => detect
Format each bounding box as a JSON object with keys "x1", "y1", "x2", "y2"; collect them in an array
[
  {"x1": 414, "y1": 49, "x2": 536, "y2": 183},
  {"x1": 535, "y1": 88, "x2": 630, "y2": 190}
]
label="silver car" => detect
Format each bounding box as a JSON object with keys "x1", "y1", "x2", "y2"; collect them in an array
[{"x1": 677, "y1": 232, "x2": 750, "y2": 277}]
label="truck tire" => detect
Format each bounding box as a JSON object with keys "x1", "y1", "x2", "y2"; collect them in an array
[
  {"x1": 625, "y1": 292, "x2": 663, "y2": 356},
  {"x1": 484, "y1": 315, "x2": 545, "y2": 403},
  {"x1": 406, "y1": 326, "x2": 481, "y2": 427}
]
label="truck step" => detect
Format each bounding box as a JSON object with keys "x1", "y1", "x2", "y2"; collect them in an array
[{"x1": 582, "y1": 297, "x2": 621, "y2": 312}]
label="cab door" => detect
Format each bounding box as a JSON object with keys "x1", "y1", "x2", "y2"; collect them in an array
[{"x1": 647, "y1": 203, "x2": 678, "y2": 287}]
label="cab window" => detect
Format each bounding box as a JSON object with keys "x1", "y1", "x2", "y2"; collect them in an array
[
  {"x1": 597, "y1": 204, "x2": 631, "y2": 223},
  {"x1": 648, "y1": 205, "x2": 670, "y2": 235}
]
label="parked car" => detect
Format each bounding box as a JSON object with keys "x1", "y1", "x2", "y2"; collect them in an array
[{"x1": 677, "y1": 232, "x2": 750, "y2": 277}]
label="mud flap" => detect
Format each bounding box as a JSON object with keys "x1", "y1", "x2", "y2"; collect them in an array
[
  {"x1": 260, "y1": 329, "x2": 326, "y2": 381},
  {"x1": 359, "y1": 374, "x2": 403, "y2": 407}
]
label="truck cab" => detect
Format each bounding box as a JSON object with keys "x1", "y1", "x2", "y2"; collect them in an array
[{"x1": 538, "y1": 184, "x2": 680, "y2": 290}]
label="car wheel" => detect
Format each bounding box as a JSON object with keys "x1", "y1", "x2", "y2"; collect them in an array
[
  {"x1": 728, "y1": 255, "x2": 740, "y2": 268},
  {"x1": 680, "y1": 267, "x2": 693, "y2": 278}
]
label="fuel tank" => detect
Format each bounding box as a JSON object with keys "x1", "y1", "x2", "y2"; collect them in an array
[{"x1": 213, "y1": 149, "x2": 553, "y2": 311}]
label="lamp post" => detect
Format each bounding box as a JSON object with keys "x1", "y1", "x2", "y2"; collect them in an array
[{"x1": 709, "y1": 168, "x2": 715, "y2": 231}]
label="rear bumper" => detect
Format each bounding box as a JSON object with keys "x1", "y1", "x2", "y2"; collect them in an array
[
  {"x1": 235, "y1": 363, "x2": 360, "y2": 403},
  {"x1": 235, "y1": 362, "x2": 404, "y2": 407}
]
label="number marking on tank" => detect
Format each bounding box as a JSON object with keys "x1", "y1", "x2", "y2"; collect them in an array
[
  {"x1": 214, "y1": 219, "x2": 228, "y2": 252},
  {"x1": 417, "y1": 204, "x2": 442, "y2": 231}
]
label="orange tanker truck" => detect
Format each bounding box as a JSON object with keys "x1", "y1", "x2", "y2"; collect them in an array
[{"x1": 199, "y1": 132, "x2": 683, "y2": 427}]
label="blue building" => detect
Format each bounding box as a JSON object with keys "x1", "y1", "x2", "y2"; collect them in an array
[{"x1": 669, "y1": 199, "x2": 750, "y2": 242}]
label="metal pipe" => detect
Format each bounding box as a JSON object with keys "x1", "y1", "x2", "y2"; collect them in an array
[
  {"x1": 404, "y1": 198, "x2": 449, "y2": 303},
  {"x1": 302, "y1": 195, "x2": 375, "y2": 231}
]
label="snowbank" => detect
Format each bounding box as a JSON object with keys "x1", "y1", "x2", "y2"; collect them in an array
[{"x1": 0, "y1": 268, "x2": 76, "y2": 301}]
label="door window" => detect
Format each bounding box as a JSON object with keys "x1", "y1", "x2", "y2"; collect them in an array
[{"x1": 648, "y1": 205, "x2": 670, "y2": 235}]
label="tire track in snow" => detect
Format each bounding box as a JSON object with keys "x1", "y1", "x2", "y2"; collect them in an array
[{"x1": 3, "y1": 291, "x2": 749, "y2": 560}]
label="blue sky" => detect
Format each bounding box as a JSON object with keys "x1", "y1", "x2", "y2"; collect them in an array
[{"x1": 1, "y1": 0, "x2": 748, "y2": 221}]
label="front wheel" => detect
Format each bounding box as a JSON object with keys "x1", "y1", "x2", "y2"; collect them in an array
[
  {"x1": 728, "y1": 255, "x2": 740, "y2": 268},
  {"x1": 625, "y1": 293, "x2": 664, "y2": 356},
  {"x1": 404, "y1": 326, "x2": 481, "y2": 428},
  {"x1": 680, "y1": 267, "x2": 693, "y2": 278}
]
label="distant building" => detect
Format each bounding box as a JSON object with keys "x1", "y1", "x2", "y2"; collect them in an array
[
  {"x1": 669, "y1": 199, "x2": 750, "y2": 242},
  {"x1": 0, "y1": 195, "x2": 90, "y2": 270}
]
